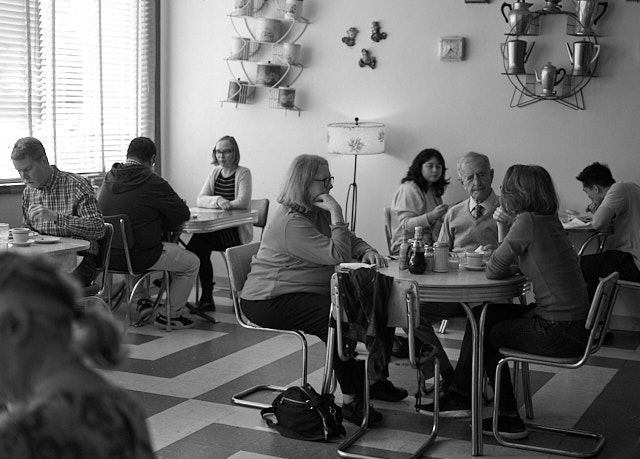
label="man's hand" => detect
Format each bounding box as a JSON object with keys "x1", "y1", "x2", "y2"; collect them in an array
[
  {"x1": 28, "y1": 205, "x2": 57, "y2": 223},
  {"x1": 362, "y1": 249, "x2": 388, "y2": 268}
]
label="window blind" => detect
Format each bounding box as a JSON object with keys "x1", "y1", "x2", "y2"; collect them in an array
[{"x1": 0, "y1": 0, "x2": 156, "y2": 180}]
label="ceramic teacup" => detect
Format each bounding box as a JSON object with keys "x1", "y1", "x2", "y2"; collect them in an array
[
  {"x1": 12, "y1": 227, "x2": 30, "y2": 243},
  {"x1": 466, "y1": 251, "x2": 485, "y2": 268}
]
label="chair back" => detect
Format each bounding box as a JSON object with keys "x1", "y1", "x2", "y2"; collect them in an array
[
  {"x1": 251, "y1": 199, "x2": 269, "y2": 240},
  {"x1": 330, "y1": 272, "x2": 420, "y2": 365},
  {"x1": 383, "y1": 206, "x2": 393, "y2": 255},
  {"x1": 226, "y1": 242, "x2": 261, "y2": 298},
  {"x1": 96, "y1": 222, "x2": 114, "y2": 271},
  {"x1": 585, "y1": 271, "x2": 620, "y2": 355},
  {"x1": 103, "y1": 214, "x2": 136, "y2": 275}
]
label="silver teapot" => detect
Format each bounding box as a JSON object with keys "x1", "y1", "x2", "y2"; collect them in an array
[
  {"x1": 501, "y1": 1, "x2": 534, "y2": 35},
  {"x1": 534, "y1": 62, "x2": 566, "y2": 96},
  {"x1": 574, "y1": 0, "x2": 608, "y2": 35},
  {"x1": 566, "y1": 41, "x2": 600, "y2": 76},
  {"x1": 501, "y1": 39, "x2": 535, "y2": 74}
]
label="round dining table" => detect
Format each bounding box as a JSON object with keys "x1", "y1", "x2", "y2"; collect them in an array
[
  {"x1": 379, "y1": 261, "x2": 530, "y2": 456},
  {"x1": 8, "y1": 236, "x2": 90, "y2": 273}
]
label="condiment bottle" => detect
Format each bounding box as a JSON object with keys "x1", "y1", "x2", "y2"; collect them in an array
[
  {"x1": 433, "y1": 241, "x2": 450, "y2": 272},
  {"x1": 408, "y1": 227, "x2": 426, "y2": 274},
  {"x1": 398, "y1": 229, "x2": 410, "y2": 270}
]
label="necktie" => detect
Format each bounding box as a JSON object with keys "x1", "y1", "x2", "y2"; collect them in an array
[{"x1": 472, "y1": 205, "x2": 484, "y2": 219}]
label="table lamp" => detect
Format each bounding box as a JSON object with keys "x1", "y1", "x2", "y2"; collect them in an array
[{"x1": 327, "y1": 117, "x2": 386, "y2": 232}]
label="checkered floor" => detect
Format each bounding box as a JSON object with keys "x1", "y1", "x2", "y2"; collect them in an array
[{"x1": 102, "y1": 288, "x2": 640, "y2": 459}]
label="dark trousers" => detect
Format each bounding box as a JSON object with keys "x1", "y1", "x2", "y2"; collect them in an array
[
  {"x1": 186, "y1": 229, "x2": 241, "y2": 294},
  {"x1": 581, "y1": 250, "x2": 640, "y2": 300},
  {"x1": 452, "y1": 303, "x2": 586, "y2": 414},
  {"x1": 72, "y1": 253, "x2": 98, "y2": 287},
  {"x1": 241, "y1": 293, "x2": 366, "y2": 396}
]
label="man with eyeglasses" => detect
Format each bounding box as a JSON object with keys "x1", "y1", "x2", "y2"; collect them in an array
[
  {"x1": 11, "y1": 137, "x2": 105, "y2": 287},
  {"x1": 98, "y1": 137, "x2": 199, "y2": 330}
]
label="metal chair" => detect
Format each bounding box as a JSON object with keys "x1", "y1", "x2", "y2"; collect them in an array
[
  {"x1": 321, "y1": 272, "x2": 439, "y2": 459},
  {"x1": 490, "y1": 272, "x2": 620, "y2": 457},
  {"x1": 577, "y1": 231, "x2": 611, "y2": 260},
  {"x1": 103, "y1": 214, "x2": 173, "y2": 331},
  {"x1": 76, "y1": 222, "x2": 114, "y2": 314},
  {"x1": 383, "y1": 206, "x2": 393, "y2": 256},
  {"x1": 225, "y1": 241, "x2": 308, "y2": 409}
]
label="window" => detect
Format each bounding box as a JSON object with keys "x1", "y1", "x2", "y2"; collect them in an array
[{"x1": 0, "y1": 0, "x2": 156, "y2": 181}]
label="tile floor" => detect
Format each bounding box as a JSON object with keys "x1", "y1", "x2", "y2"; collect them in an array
[{"x1": 102, "y1": 287, "x2": 640, "y2": 459}]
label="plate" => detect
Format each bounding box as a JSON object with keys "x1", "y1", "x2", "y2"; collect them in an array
[
  {"x1": 33, "y1": 236, "x2": 61, "y2": 244},
  {"x1": 10, "y1": 240, "x2": 34, "y2": 247},
  {"x1": 338, "y1": 262, "x2": 377, "y2": 270},
  {"x1": 464, "y1": 264, "x2": 486, "y2": 271}
]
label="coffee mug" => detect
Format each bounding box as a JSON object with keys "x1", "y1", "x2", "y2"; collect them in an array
[
  {"x1": 12, "y1": 227, "x2": 31, "y2": 244},
  {"x1": 256, "y1": 18, "x2": 281, "y2": 43},
  {"x1": 279, "y1": 43, "x2": 301, "y2": 65},
  {"x1": 466, "y1": 251, "x2": 485, "y2": 268}
]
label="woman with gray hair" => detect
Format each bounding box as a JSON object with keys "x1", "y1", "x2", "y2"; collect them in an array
[
  {"x1": 240, "y1": 154, "x2": 406, "y2": 426},
  {"x1": 0, "y1": 252, "x2": 153, "y2": 458}
]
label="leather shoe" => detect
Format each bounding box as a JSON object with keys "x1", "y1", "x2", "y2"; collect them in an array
[
  {"x1": 370, "y1": 379, "x2": 408, "y2": 402},
  {"x1": 342, "y1": 395, "x2": 383, "y2": 425},
  {"x1": 196, "y1": 296, "x2": 215, "y2": 312}
]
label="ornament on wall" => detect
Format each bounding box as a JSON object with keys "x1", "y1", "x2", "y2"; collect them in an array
[
  {"x1": 358, "y1": 49, "x2": 377, "y2": 69},
  {"x1": 370, "y1": 21, "x2": 387, "y2": 42},
  {"x1": 342, "y1": 27, "x2": 359, "y2": 47}
]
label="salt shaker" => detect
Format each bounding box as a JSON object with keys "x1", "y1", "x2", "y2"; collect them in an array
[{"x1": 433, "y1": 241, "x2": 449, "y2": 272}]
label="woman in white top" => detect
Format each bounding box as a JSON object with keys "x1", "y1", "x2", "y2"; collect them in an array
[
  {"x1": 186, "y1": 136, "x2": 252, "y2": 311},
  {"x1": 389, "y1": 148, "x2": 450, "y2": 254}
]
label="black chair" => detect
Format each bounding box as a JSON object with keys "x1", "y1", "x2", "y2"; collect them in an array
[
  {"x1": 103, "y1": 214, "x2": 173, "y2": 331},
  {"x1": 226, "y1": 242, "x2": 308, "y2": 409},
  {"x1": 490, "y1": 272, "x2": 620, "y2": 457},
  {"x1": 77, "y1": 222, "x2": 114, "y2": 314}
]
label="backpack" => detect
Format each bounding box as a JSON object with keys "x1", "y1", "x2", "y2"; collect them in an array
[{"x1": 260, "y1": 383, "x2": 346, "y2": 441}]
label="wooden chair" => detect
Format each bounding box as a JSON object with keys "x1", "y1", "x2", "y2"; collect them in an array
[
  {"x1": 321, "y1": 272, "x2": 439, "y2": 459},
  {"x1": 103, "y1": 214, "x2": 173, "y2": 331},
  {"x1": 225, "y1": 242, "x2": 308, "y2": 409},
  {"x1": 490, "y1": 272, "x2": 620, "y2": 457}
]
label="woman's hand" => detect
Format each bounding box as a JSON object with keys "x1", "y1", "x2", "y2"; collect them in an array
[
  {"x1": 493, "y1": 206, "x2": 511, "y2": 243},
  {"x1": 427, "y1": 204, "x2": 449, "y2": 224},
  {"x1": 362, "y1": 249, "x2": 388, "y2": 268},
  {"x1": 314, "y1": 194, "x2": 344, "y2": 224},
  {"x1": 217, "y1": 197, "x2": 233, "y2": 210}
]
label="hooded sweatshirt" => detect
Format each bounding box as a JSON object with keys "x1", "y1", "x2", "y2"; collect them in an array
[{"x1": 98, "y1": 163, "x2": 190, "y2": 271}]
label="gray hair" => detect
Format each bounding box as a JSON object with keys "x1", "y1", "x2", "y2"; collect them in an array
[
  {"x1": 277, "y1": 154, "x2": 328, "y2": 213},
  {"x1": 457, "y1": 151, "x2": 491, "y2": 178}
]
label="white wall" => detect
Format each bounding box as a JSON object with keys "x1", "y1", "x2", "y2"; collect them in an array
[{"x1": 161, "y1": 0, "x2": 640, "y2": 254}]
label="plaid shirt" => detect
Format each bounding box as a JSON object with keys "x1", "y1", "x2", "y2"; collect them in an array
[{"x1": 22, "y1": 166, "x2": 104, "y2": 255}]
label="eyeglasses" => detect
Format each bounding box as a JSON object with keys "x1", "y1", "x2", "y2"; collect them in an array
[
  {"x1": 313, "y1": 176, "x2": 334, "y2": 188},
  {"x1": 214, "y1": 149, "x2": 234, "y2": 155}
]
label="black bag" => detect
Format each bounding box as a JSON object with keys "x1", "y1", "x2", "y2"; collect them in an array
[{"x1": 260, "y1": 383, "x2": 346, "y2": 441}]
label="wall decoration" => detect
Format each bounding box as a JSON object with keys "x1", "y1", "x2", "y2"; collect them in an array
[
  {"x1": 342, "y1": 27, "x2": 359, "y2": 47},
  {"x1": 370, "y1": 21, "x2": 387, "y2": 42},
  {"x1": 358, "y1": 49, "x2": 377, "y2": 69},
  {"x1": 439, "y1": 36, "x2": 465, "y2": 61}
]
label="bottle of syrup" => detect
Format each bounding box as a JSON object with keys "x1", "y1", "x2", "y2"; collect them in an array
[{"x1": 408, "y1": 227, "x2": 426, "y2": 274}]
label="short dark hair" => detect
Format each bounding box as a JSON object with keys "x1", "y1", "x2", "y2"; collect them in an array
[
  {"x1": 401, "y1": 148, "x2": 450, "y2": 197},
  {"x1": 576, "y1": 162, "x2": 615, "y2": 188},
  {"x1": 501, "y1": 164, "x2": 558, "y2": 215},
  {"x1": 212, "y1": 135, "x2": 240, "y2": 167},
  {"x1": 11, "y1": 137, "x2": 47, "y2": 161},
  {"x1": 127, "y1": 137, "x2": 156, "y2": 163}
]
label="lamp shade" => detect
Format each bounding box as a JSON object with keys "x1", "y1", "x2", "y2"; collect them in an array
[{"x1": 327, "y1": 120, "x2": 386, "y2": 155}]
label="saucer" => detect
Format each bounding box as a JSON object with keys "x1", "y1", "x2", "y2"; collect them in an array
[
  {"x1": 33, "y1": 236, "x2": 60, "y2": 244},
  {"x1": 11, "y1": 240, "x2": 34, "y2": 247},
  {"x1": 465, "y1": 264, "x2": 486, "y2": 271}
]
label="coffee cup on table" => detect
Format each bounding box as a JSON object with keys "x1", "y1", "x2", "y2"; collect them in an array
[
  {"x1": 12, "y1": 227, "x2": 30, "y2": 244},
  {"x1": 466, "y1": 251, "x2": 485, "y2": 268}
]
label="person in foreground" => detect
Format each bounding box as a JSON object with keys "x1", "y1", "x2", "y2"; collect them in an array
[
  {"x1": 389, "y1": 148, "x2": 450, "y2": 254},
  {"x1": 98, "y1": 137, "x2": 199, "y2": 329},
  {"x1": 425, "y1": 164, "x2": 589, "y2": 440},
  {"x1": 415, "y1": 152, "x2": 502, "y2": 392},
  {"x1": 576, "y1": 162, "x2": 640, "y2": 299},
  {"x1": 11, "y1": 137, "x2": 105, "y2": 286},
  {"x1": 186, "y1": 136, "x2": 252, "y2": 312},
  {"x1": 240, "y1": 154, "x2": 406, "y2": 425},
  {"x1": 0, "y1": 252, "x2": 154, "y2": 458}
]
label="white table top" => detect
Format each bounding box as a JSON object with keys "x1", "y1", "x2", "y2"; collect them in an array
[
  {"x1": 8, "y1": 236, "x2": 90, "y2": 256},
  {"x1": 181, "y1": 207, "x2": 258, "y2": 233}
]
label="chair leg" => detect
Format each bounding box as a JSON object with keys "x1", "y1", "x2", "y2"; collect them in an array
[{"x1": 438, "y1": 319, "x2": 448, "y2": 334}]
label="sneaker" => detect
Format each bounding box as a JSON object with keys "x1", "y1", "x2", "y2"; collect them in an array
[
  {"x1": 136, "y1": 298, "x2": 154, "y2": 319},
  {"x1": 196, "y1": 295, "x2": 216, "y2": 312},
  {"x1": 154, "y1": 313, "x2": 195, "y2": 330},
  {"x1": 370, "y1": 379, "x2": 408, "y2": 402},
  {"x1": 419, "y1": 387, "x2": 471, "y2": 418},
  {"x1": 342, "y1": 395, "x2": 383, "y2": 425},
  {"x1": 482, "y1": 415, "x2": 527, "y2": 440}
]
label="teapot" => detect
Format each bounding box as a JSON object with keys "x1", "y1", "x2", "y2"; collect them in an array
[
  {"x1": 501, "y1": 39, "x2": 535, "y2": 74},
  {"x1": 534, "y1": 62, "x2": 566, "y2": 96},
  {"x1": 574, "y1": 0, "x2": 608, "y2": 35},
  {"x1": 501, "y1": 1, "x2": 534, "y2": 35},
  {"x1": 566, "y1": 41, "x2": 600, "y2": 76}
]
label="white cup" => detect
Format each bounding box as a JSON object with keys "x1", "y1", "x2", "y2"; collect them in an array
[
  {"x1": 466, "y1": 251, "x2": 485, "y2": 268},
  {"x1": 256, "y1": 18, "x2": 282, "y2": 43},
  {"x1": 283, "y1": 0, "x2": 303, "y2": 20},
  {"x1": 12, "y1": 227, "x2": 30, "y2": 244},
  {"x1": 230, "y1": 37, "x2": 249, "y2": 60},
  {"x1": 279, "y1": 42, "x2": 301, "y2": 65}
]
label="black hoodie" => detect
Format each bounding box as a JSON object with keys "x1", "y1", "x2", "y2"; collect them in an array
[{"x1": 98, "y1": 163, "x2": 190, "y2": 271}]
